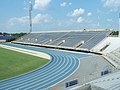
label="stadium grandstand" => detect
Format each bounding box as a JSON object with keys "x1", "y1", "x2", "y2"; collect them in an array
[{"x1": 13, "y1": 29, "x2": 112, "y2": 51}]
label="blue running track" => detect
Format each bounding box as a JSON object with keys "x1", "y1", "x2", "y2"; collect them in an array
[{"x1": 0, "y1": 44, "x2": 89, "y2": 90}]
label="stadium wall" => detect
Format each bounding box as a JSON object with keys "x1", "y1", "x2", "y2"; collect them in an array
[
  {"x1": 12, "y1": 41, "x2": 102, "y2": 55},
  {"x1": 92, "y1": 37, "x2": 120, "y2": 53},
  {"x1": 31, "y1": 29, "x2": 113, "y2": 33}
]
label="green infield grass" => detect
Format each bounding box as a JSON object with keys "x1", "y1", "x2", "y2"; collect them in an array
[{"x1": 0, "y1": 47, "x2": 49, "y2": 80}]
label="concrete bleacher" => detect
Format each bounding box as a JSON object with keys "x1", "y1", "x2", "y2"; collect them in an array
[
  {"x1": 92, "y1": 37, "x2": 120, "y2": 53},
  {"x1": 89, "y1": 70, "x2": 120, "y2": 90},
  {"x1": 15, "y1": 30, "x2": 112, "y2": 51},
  {"x1": 91, "y1": 36, "x2": 120, "y2": 70},
  {"x1": 105, "y1": 47, "x2": 120, "y2": 69},
  {"x1": 81, "y1": 32, "x2": 108, "y2": 50}
]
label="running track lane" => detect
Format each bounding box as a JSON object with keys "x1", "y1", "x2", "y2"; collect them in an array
[{"x1": 0, "y1": 44, "x2": 88, "y2": 90}]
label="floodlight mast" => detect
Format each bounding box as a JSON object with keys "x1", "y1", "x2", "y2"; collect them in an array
[{"x1": 29, "y1": 1, "x2": 32, "y2": 33}]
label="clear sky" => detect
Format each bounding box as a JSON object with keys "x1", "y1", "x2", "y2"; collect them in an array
[{"x1": 0, "y1": 0, "x2": 120, "y2": 33}]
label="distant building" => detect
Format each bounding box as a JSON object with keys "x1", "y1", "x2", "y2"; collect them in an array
[{"x1": 0, "y1": 35, "x2": 12, "y2": 42}]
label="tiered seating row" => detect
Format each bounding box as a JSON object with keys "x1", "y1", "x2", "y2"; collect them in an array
[
  {"x1": 17, "y1": 31, "x2": 110, "y2": 50},
  {"x1": 106, "y1": 47, "x2": 120, "y2": 69}
]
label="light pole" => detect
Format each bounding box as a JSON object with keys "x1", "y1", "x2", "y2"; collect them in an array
[{"x1": 29, "y1": 1, "x2": 32, "y2": 33}]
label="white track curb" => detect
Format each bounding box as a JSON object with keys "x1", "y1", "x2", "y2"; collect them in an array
[{"x1": 0, "y1": 44, "x2": 51, "y2": 60}]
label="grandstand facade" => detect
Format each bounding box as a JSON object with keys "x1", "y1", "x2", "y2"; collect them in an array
[{"x1": 14, "y1": 29, "x2": 112, "y2": 51}]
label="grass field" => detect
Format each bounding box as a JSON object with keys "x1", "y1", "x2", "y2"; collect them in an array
[{"x1": 0, "y1": 47, "x2": 49, "y2": 80}]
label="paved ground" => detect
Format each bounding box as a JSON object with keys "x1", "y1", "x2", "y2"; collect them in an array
[{"x1": 47, "y1": 54, "x2": 115, "y2": 90}]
